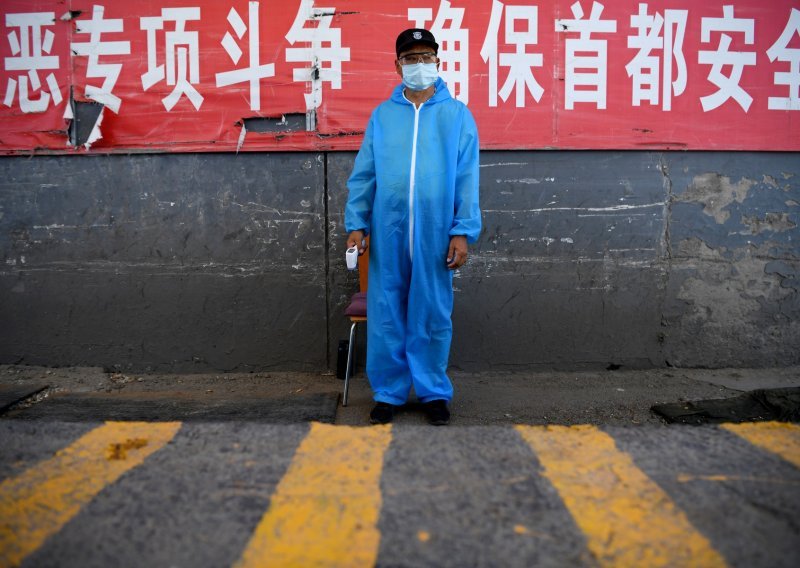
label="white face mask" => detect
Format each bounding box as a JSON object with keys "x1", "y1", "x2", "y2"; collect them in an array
[{"x1": 402, "y1": 62, "x2": 438, "y2": 91}]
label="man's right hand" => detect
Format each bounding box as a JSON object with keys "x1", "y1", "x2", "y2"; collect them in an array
[{"x1": 347, "y1": 230, "x2": 367, "y2": 255}]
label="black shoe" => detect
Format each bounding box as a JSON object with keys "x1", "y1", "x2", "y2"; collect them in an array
[
  {"x1": 424, "y1": 399, "x2": 450, "y2": 426},
  {"x1": 370, "y1": 402, "x2": 395, "y2": 424}
]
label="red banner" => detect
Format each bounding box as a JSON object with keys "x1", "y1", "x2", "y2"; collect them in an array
[{"x1": 1, "y1": 0, "x2": 798, "y2": 153}]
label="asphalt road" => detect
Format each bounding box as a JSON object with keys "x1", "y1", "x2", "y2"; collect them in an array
[{"x1": 1, "y1": 420, "x2": 799, "y2": 568}]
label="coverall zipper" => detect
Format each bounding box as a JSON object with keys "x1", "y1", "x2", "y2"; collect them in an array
[{"x1": 406, "y1": 95, "x2": 424, "y2": 263}]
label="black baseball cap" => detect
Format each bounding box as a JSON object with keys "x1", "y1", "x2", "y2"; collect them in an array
[{"x1": 396, "y1": 28, "x2": 439, "y2": 57}]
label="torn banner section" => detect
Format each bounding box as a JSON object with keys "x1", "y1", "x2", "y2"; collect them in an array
[
  {"x1": 65, "y1": 94, "x2": 104, "y2": 149},
  {"x1": 236, "y1": 114, "x2": 308, "y2": 151}
]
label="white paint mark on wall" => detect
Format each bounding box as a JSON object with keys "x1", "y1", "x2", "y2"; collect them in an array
[
  {"x1": 483, "y1": 202, "x2": 665, "y2": 214},
  {"x1": 32, "y1": 224, "x2": 74, "y2": 230},
  {"x1": 608, "y1": 248, "x2": 655, "y2": 253},
  {"x1": 470, "y1": 254, "x2": 659, "y2": 269},
  {"x1": 479, "y1": 162, "x2": 529, "y2": 168},
  {"x1": 510, "y1": 236, "x2": 575, "y2": 245},
  {"x1": 496, "y1": 177, "x2": 556, "y2": 184},
  {"x1": 577, "y1": 213, "x2": 650, "y2": 218}
]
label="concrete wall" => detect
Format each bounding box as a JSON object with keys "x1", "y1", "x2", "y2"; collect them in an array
[{"x1": 1, "y1": 151, "x2": 798, "y2": 372}]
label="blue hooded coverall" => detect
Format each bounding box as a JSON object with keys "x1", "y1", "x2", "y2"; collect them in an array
[{"x1": 344, "y1": 77, "x2": 481, "y2": 405}]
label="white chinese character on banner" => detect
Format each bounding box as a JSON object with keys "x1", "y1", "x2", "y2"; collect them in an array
[
  {"x1": 480, "y1": 0, "x2": 544, "y2": 107},
  {"x1": 3, "y1": 12, "x2": 62, "y2": 113},
  {"x1": 698, "y1": 5, "x2": 755, "y2": 112},
  {"x1": 215, "y1": 2, "x2": 275, "y2": 111},
  {"x1": 626, "y1": 3, "x2": 687, "y2": 111},
  {"x1": 767, "y1": 8, "x2": 800, "y2": 111},
  {"x1": 140, "y1": 7, "x2": 203, "y2": 111},
  {"x1": 71, "y1": 5, "x2": 131, "y2": 114},
  {"x1": 285, "y1": 0, "x2": 350, "y2": 127},
  {"x1": 555, "y1": 1, "x2": 616, "y2": 110},
  {"x1": 409, "y1": 0, "x2": 469, "y2": 103}
]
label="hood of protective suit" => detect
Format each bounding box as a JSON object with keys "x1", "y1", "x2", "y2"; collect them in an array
[{"x1": 390, "y1": 76, "x2": 452, "y2": 106}]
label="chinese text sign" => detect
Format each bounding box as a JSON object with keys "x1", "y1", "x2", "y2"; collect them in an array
[{"x1": 1, "y1": 0, "x2": 798, "y2": 153}]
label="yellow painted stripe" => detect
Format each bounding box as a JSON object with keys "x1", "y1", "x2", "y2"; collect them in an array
[
  {"x1": 721, "y1": 421, "x2": 800, "y2": 469},
  {"x1": 0, "y1": 421, "x2": 181, "y2": 567},
  {"x1": 516, "y1": 425, "x2": 726, "y2": 568},
  {"x1": 235, "y1": 422, "x2": 392, "y2": 568}
]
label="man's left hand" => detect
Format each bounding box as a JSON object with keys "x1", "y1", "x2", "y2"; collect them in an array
[{"x1": 446, "y1": 236, "x2": 468, "y2": 270}]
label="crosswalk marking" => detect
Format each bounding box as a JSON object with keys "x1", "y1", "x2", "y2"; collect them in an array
[
  {"x1": 0, "y1": 421, "x2": 181, "y2": 567},
  {"x1": 516, "y1": 424, "x2": 727, "y2": 568},
  {"x1": 234, "y1": 423, "x2": 392, "y2": 568},
  {"x1": 1, "y1": 421, "x2": 796, "y2": 567},
  {"x1": 721, "y1": 421, "x2": 800, "y2": 469}
]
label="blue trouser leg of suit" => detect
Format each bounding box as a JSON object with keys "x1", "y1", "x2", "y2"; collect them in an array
[
  {"x1": 406, "y1": 245, "x2": 454, "y2": 403},
  {"x1": 366, "y1": 240, "x2": 454, "y2": 405}
]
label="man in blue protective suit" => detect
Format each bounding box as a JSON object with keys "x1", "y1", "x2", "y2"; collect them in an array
[{"x1": 344, "y1": 28, "x2": 481, "y2": 426}]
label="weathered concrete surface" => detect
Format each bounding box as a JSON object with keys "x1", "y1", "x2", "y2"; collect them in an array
[
  {"x1": 0, "y1": 383, "x2": 48, "y2": 412},
  {"x1": 329, "y1": 151, "x2": 671, "y2": 370},
  {"x1": 329, "y1": 151, "x2": 799, "y2": 372},
  {"x1": 2, "y1": 151, "x2": 798, "y2": 372},
  {"x1": 662, "y1": 153, "x2": 799, "y2": 368},
  {"x1": 336, "y1": 366, "x2": 800, "y2": 427},
  {"x1": 454, "y1": 151, "x2": 668, "y2": 370},
  {"x1": 5, "y1": 364, "x2": 800, "y2": 428},
  {"x1": 0, "y1": 154, "x2": 327, "y2": 371},
  {"x1": 2, "y1": 391, "x2": 339, "y2": 423}
]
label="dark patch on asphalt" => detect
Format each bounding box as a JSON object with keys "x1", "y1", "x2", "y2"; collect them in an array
[
  {"x1": 651, "y1": 387, "x2": 800, "y2": 424},
  {"x1": 106, "y1": 437, "x2": 149, "y2": 460},
  {"x1": 2, "y1": 391, "x2": 339, "y2": 423},
  {"x1": 0, "y1": 384, "x2": 49, "y2": 413}
]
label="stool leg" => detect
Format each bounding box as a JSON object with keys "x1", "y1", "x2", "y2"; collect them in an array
[{"x1": 343, "y1": 321, "x2": 358, "y2": 407}]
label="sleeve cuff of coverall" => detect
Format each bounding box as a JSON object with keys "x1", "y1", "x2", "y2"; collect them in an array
[{"x1": 449, "y1": 230, "x2": 477, "y2": 244}]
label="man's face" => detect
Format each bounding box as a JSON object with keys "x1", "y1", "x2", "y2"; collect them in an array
[{"x1": 395, "y1": 43, "x2": 439, "y2": 79}]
